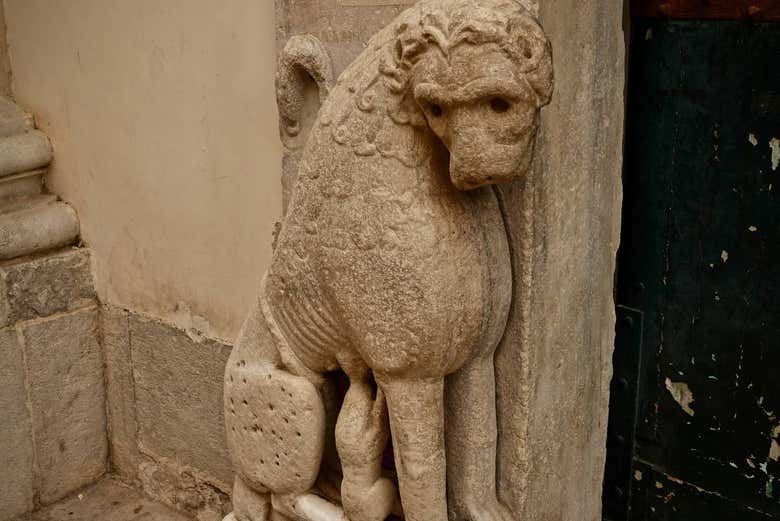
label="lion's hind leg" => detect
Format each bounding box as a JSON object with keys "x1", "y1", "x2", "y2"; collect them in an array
[{"x1": 225, "y1": 360, "x2": 327, "y2": 520}]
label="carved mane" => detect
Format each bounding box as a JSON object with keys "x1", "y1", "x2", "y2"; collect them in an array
[{"x1": 314, "y1": 0, "x2": 553, "y2": 168}]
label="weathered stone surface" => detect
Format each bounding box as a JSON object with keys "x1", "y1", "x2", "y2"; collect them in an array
[
  {"x1": 0, "y1": 199, "x2": 80, "y2": 260},
  {"x1": 0, "y1": 4, "x2": 11, "y2": 100},
  {"x1": 130, "y1": 313, "x2": 234, "y2": 491},
  {"x1": 22, "y1": 308, "x2": 108, "y2": 504},
  {"x1": 0, "y1": 247, "x2": 96, "y2": 327},
  {"x1": 275, "y1": 35, "x2": 333, "y2": 211},
  {"x1": 0, "y1": 327, "x2": 34, "y2": 520},
  {"x1": 225, "y1": 362, "x2": 327, "y2": 493},
  {"x1": 20, "y1": 477, "x2": 193, "y2": 521},
  {"x1": 274, "y1": 0, "x2": 427, "y2": 212},
  {"x1": 230, "y1": 2, "x2": 555, "y2": 520},
  {"x1": 102, "y1": 305, "x2": 141, "y2": 484},
  {"x1": 0, "y1": 193, "x2": 56, "y2": 215},
  {"x1": 493, "y1": 1, "x2": 625, "y2": 520},
  {"x1": 275, "y1": 0, "x2": 542, "y2": 212},
  {"x1": 0, "y1": 170, "x2": 43, "y2": 201},
  {"x1": 0, "y1": 130, "x2": 52, "y2": 178},
  {"x1": 0, "y1": 98, "x2": 34, "y2": 139},
  {"x1": 275, "y1": 0, "x2": 412, "y2": 83},
  {"x1": 137, "y1": 455, "x2": 231, "y2": 521}
]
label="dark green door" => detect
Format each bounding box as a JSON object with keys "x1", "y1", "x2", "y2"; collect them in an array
[{"x1": 603, "y1": 14, "x2": 780, "y2": 521}]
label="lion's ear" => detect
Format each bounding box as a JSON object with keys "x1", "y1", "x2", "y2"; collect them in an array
[
  {"x1": 508, "y1": 15, "x2": 553, "y2": 108},
  {"x1": 508, "y1": 15, "x2": 548, "y2": 72}
]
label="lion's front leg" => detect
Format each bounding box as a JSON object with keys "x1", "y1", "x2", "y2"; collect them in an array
[
  {"x1": 378, "y1": 376, "x2": 448, "y2": 521},
  {"x1": 446, "y1": 355, "x2": 514, "y2": 521}
]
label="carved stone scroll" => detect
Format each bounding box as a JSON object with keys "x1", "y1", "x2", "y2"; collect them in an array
[{"x1": 224, "y1": 1, "x2": 554, "y2": 520}]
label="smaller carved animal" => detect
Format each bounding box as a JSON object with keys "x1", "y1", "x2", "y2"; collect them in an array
[{"x1": 224, "y1": 1, "x2": 553, "y2": 521}]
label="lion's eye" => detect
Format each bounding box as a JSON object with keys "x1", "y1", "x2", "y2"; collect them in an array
[{"x1": 490, "y1": 97, "x2": 510, "y2": 113}]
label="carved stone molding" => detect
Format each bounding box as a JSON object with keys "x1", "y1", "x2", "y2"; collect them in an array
[{"x1": 0, "y1": 97, "x2": 80, "y2": 260}]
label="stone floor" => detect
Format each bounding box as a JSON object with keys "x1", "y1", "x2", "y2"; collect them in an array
[{"x1": 15, "y1": 478, "x2": 193, "y2": 521}]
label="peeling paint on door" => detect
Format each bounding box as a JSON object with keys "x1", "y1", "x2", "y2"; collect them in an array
[
  {"x1": 665, "y1": 378, "x2": 695, "y2": 416},
  {"x1": 770, "y1": 425, "x2": 780, "y2": 463}
]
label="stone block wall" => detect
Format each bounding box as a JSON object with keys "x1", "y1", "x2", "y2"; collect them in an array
[
  {"x1": 0, "y1": 246, "x2": 230, "y2": 520},
  {"x1": 0, "y1": 248, "x2": 107, "y2": 520},
  {"x1": 0, "y1": 247, "x2": 236, "y2": 521},
  {"x1": 103, "y1": 307, "x2": 234, "y2": 521}
]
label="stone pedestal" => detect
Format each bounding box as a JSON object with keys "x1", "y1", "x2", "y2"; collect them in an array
[
  {"x1": 0, "y1": 98, "x2": 103, "y2": 521},
  {"x1": 0, "y1": 248, "x2": 106, "y2": 521}
]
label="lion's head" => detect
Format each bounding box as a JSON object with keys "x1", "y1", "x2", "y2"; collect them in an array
[{"x1": 378, "y1": 0, "x2": 553, "y2": 190}]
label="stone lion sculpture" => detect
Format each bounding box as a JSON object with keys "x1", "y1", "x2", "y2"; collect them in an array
[{"x1": 224, "y1": 1, "x2": 553, "y2": 520}]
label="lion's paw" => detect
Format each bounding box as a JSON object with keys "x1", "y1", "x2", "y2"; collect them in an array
[{"x1": 462, "y1": 497, "x2": 515, "y2": 521}]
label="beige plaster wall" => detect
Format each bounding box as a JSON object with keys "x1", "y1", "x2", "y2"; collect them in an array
[{"x1": 4, "y1": 0, "x2": 283, "y2": 341}]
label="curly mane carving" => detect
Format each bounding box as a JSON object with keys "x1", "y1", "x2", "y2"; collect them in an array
[{"x1": 314, "y1": 0, "x2": 553, "y2": 168}]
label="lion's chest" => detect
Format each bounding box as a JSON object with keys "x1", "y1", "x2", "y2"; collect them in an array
[{"x1": 303, "y1": 157, "x2": 512, "y2": 375}]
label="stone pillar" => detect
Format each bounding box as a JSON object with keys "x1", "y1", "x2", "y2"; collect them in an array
[
  {"x1": 495, "y1": 1, "x2": 626, "y2": 519},
  {"x1": 272, "y1": 1, "x2": 625, "y2": 520}
]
